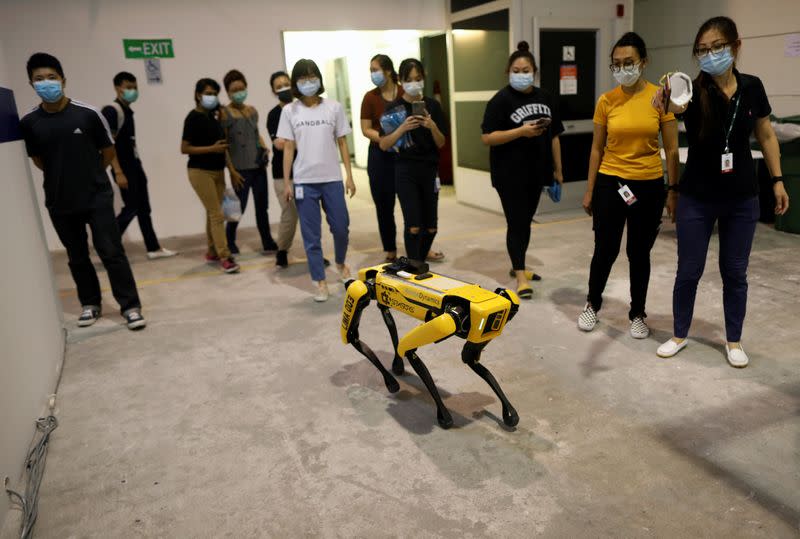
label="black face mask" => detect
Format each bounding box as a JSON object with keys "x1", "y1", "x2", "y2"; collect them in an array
[{"x1": 277, "y1": 89, "x2": 293, "y2": 104}]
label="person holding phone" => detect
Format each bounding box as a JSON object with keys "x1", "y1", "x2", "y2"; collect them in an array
[
  {"x1": 277, "y1": 59, "x2": 355, "y2": 302},
  {"x1": 181, "y1": 77, "x2": 242, "y2": 274},
  {"x1": 220, "y1": 69, "x2": 278, "y2": 256},
  {"x1": 575, "y1": 33, "x2": 678, "y2": 337},
  {"x1": 481, "y1": 41, "x2": 564, "y2": 299},
  {"x1": 379, "y1": 58, "x2": 447, "y2": 264},
  {"x1": 652, "y1": 17, "x2": 789, "y2": 367},
  {"x1": 361, "y1": 54, "x2": 401, "y2": 262}
]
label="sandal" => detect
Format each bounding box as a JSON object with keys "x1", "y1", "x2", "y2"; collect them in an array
[
  {"x1": 509, "y1": 269, "x2": 542, "y2": 281},
  {"x1": 517, "y1": 286, "x2": 533, "y2": 300},
  {"x1": 427, "y1": 250, "x2": 445, "y2": 262}
]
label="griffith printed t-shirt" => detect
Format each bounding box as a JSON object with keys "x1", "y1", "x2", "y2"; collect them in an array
[
  {"x1": 276, "y1": 98, "x2": 351, "y2": 184},
  {"x1": 182, "y1": 109, "x2": 226, "y2": 171},
  {"x1": 679, "y1": 70, "x2": 771, "y2": 201},
  {"x1": 593, "y1": 82, "x2": 675, "y2": 180},
  {"x1": 481, "y1": 85, "x2": 564, "y2": 187},
  {"x1": 19, "y1": 99, "x2": 115, "y2": 214}
]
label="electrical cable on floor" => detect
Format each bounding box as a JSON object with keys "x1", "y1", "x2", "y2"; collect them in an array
[{"x1": 4, "y1": 415, "x2": 58, "y2": 539}]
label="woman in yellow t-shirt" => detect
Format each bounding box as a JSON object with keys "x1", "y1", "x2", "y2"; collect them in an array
[{"x1": 578, "y1": 32, "x2": 679, "y2": 338}]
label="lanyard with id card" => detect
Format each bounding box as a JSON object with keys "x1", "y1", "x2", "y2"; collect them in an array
[
  {"x1": 721, "y1": 96, "x2": 740, "y2": 174},
  {"x1": 618, "y1": 181, "x2": 637, "y2": 205}
]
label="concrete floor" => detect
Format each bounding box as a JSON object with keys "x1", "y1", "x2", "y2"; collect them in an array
[{"x1": 4, "y1": 170, "x2": 800, "y2": 538}]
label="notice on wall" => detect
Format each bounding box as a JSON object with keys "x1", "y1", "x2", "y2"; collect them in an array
[
  {"x1": 123, "y1": 39, "x2": 174, "y2": 59},
  {"x1": 559, "y1": 65, "x2": 578, "y2": 96},
  {"x1": 785, "y1": 33, "x2": 800, "y2": 57},
  {"x1": 144, "y1": 59, "x2": 163, "y2": 85},
  {"x1": 562, "y1": 46, "x2": 576, "y2": 62}
]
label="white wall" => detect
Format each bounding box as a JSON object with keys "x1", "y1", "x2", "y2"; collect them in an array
[
  {"x1": 0, "y1": 0, "x2": 446, "y2": 251},
  {"x1": 452, "y1": 0, "x2": 633, "y2": 214},
  {"x1": 634, "y1": 0, "x2": 800, "y2": 118},
  {"x1": 0, "y1": 37, "x2": 65, "y2": 532}
]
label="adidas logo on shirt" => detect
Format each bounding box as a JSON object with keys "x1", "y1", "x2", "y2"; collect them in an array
[{"x1": 73, "y1": 128, "x2": 83, "y2": 134}]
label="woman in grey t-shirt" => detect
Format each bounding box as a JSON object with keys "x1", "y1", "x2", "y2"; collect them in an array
[{"x1": 220, "y1": 69, "x2": 278, "y2": 255}]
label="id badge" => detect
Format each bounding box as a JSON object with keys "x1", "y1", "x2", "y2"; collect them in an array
[
  {"x1": 295, "y1": 186, "x2": 304, "y2": 200},
  {"x1": 618, "y1": 184, "x2": 637, "y2": 205},
  {"x1": 434, "y1": 176, "x2": 441, "y2": 193},
  {"x1": 721, "y1": 152, "x2": 734, "y2": 174}
]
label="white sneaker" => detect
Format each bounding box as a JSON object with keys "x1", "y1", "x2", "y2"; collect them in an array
[
  {"x1": 630, "y1": 317, "x2": 650, "y2": 339},
  {"x1": 577, "y1": 303, "x2": 598, "y2": 332},
  {"x1": 147, "y1": 248, "x2": 178, "y2": 260},
  {"x1": 657, "y1": 338, "x2": 688, "y2": 358},
  {"x1": 725, "y1": 344, "x2": 749, "y2": 368},
  {"x1": 313, "y1": 282, "x2": 330, "y2": 303}
]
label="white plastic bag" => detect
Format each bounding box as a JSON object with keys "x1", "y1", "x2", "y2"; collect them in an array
[{"x1": 222, "y1": 188, "x2": 242, "y2": 222}]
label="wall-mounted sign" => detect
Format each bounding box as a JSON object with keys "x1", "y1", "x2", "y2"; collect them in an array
[
  {"x1": 123, "y1": 39, "x2": 174, "y2": 59},
  {"x1": 562, "y1": 46, "x2": 576, "y2": 62},
  {"x1": 559, "y1": 65, "x2": 577, "y2": 96}
]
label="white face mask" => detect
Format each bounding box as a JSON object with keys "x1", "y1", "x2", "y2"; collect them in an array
[
  {"x1": 402, "y1": 80, "x2": 424, "y2": 97},
  {"x1": 613, "y1": 64, "x2": 641, "y2": 87}
]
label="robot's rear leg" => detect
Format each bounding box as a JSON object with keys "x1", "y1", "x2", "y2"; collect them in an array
[
  {"x1": 353, "y1": 338, "x2": 400, "y2": 394},
  {"x1": 462, "y1": 342, "x2": 519, "y2": 427},
  {"x1": 379, "y1": 305, "x2": 404, "y2": 375},
  {"x1": 406, "y1": 351, "x2": 454, "y2": 429}
]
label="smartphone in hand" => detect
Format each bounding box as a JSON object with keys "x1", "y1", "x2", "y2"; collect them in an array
[{"x1": 411, "y1": 101, "x2": 427, "y2": 117}]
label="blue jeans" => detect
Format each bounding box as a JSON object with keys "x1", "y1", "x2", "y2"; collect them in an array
[
  {"x1": 673, "y1": 194, "x2": 759, "y2": 342},
  {"x1": 295, "y1": 181, "x2": 350, "y2": 281}
]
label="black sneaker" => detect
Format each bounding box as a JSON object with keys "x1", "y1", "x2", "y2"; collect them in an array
[
  {"x1": 78, "y1": 306, "x2": 101, "y2": 327},
  {"x1": 276, "y1": 250, "x2": 288, "y2": 268},
  {"x1": 124, "y1": 309, "x2": 147, "y2": 331},
  {"x1": 262, "y1": 240, "x2": 279, "y2": 254},
  {"x1": 229, "y1": 243, "x2": 240, "y2": 255}
]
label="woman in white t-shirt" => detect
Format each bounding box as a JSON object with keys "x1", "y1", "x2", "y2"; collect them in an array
[{"x1": 277, "y1": 59, "x2": 356, "y2": 302}]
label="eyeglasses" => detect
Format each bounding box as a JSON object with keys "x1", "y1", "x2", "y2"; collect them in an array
[
  {"x1": 694, "y1": 43, "x2": 730, "y2": 59},
  {"x1": 609, "y1": 61, "x2": 640, "y2": 73}
]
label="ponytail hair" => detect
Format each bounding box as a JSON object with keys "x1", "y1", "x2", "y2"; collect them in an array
[
  {"x1": 371, "y1": 54, "x2": 398, "y2": 83},
  {"x1": 692, "y1": 16, "x2": 739, "y2": 140},
  {"x1": 506, "y1": 41, "x2": 537, "y2": 73}
]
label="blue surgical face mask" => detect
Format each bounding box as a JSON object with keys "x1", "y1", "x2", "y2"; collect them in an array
[
  {"x1": 371, "y1": 71, "x2": 386, "y2": 87},
  {"x1": 297, "y1": 78, "x2": 321, "y2": 97},
  {"x1": 122, "y1": 89, "x2": 138, "y2": 103},
  {"x1": 201, "y1": 94, "x2": 219, "y2": 110},
  {"x1": 509, "y1": 72, "x2": 534, "y2": 91},
  {"x1": 402, "y1": 80, "x2": 424, "y2": 97},
  {"x1": 699, "y1": 46, "x2": 734, "y2": 76},
  {"x1": 231, "y1": 90, "x2": 248, "y2": 104},
  {"x1": 33, "y1": 80, "x2": 63, "y2": 103}
]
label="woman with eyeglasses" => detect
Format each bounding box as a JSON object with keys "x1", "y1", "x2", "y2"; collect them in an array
[
  {"x1": 181, "y1": 77, "x2": 243, "y2": 274},
  {"x1": 277, "y1": 59, "x2": 355, "y2": 302},
  {"x1": 577, "y1": 32, "x2": 679, "y2": 337},
  {"x1": 652, "y1": 17, "x2": 789, "y2": 367}
]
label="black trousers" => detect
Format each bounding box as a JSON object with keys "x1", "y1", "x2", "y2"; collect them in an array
[
  {"x1": 50, "y1": 202, "x2": 141, "y2": 314},
  {"x1": 495, "y1": 178, "x2": 544, "y2": 271},
  {"x1": 395, "y1": 159, "x2": 438, "y2": 261},
  {"x1": 587, "y1": 173, "x2": 665, "y2": 319},
  {"x1": 226, "y1": 167, "x2": 276, "y2": 251},
  {"x1": 367, "y1": 144, "x2": 397, "y2": 253},
  {"x1": 114, "y1": 164, "x2": 161, "y2": 253}
]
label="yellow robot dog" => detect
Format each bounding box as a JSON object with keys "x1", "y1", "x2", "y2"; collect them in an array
[{"x1": 341, "y1": 257, "x2": 521, "y2": 429}]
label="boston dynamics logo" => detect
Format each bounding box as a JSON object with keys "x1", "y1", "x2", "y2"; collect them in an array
[{"x1": 380, "y1": 290, "x2": 391, "y2": 305}]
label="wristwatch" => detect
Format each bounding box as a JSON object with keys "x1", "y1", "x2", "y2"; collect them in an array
[
  {"x1": 667, "y1": 184, "x2": 679, "y2": 192},
  {"x1": 772, "y1": 176, "x2": 784, "y2": 184}
]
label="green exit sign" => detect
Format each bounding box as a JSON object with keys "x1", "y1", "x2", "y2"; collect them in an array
[{"x1": 123, "y1": 39, "x2": 174, "y2": 59}]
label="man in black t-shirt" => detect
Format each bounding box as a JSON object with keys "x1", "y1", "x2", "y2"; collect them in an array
[
  {"x1": 19, "y1": 53, "x2": 145, "y2": 330},
  {"x1": 102, "y1": 72, "x2": 176, "y2": 260}
]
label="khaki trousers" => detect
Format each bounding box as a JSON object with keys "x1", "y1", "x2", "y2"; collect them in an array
[
  {"x1": 188, "y1": 168, "x2": 230, "y2": 260},
  {"x1": 272, "y1": 179, "x2": 298, "y2": 252}
]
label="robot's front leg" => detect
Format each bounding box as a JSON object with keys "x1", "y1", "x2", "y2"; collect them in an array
[
  {"x1": 462, "y1": 341, "x2": 519, "y2": 427},
  {"x1": 398, "y1": 312, "x2": 459, "y2": 429},
  {"x1": 342, "y1": 280, "x2": 399, "y2": 393},
  {"x1": 378, "y1": 305, "x2": 404, "y2": 375}
]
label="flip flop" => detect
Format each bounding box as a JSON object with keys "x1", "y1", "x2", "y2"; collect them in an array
[
  {"x1": 517, "y1": 286, "x2": 533, "y2": 300},
  {"x1": 427, "y1": 250, "x2": 445, "y2": 262},
  {"x1": 509, "y1": 269, "x2": 542, "y2": 281}
]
